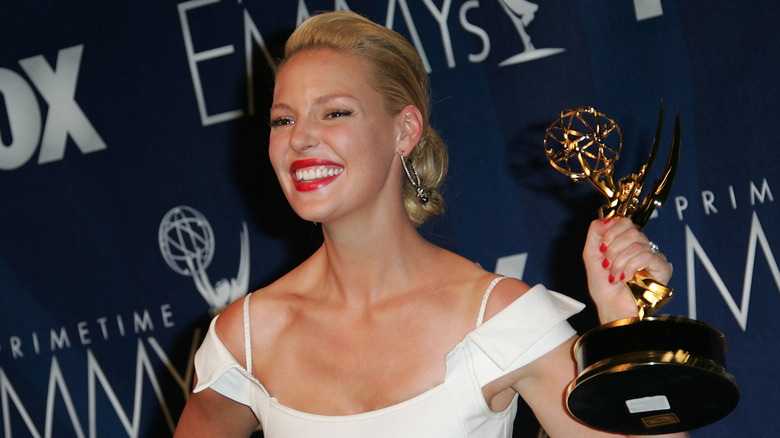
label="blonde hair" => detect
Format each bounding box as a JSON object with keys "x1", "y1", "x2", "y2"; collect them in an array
[{"x1": 279, "y1": 11, "x2": 448, "y2": 226}]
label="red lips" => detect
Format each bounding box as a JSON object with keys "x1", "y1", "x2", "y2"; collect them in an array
[{"x1": 290, "y1": 158, "x2": 344, "y2": 192}]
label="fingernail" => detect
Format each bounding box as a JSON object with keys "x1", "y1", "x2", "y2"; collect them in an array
[
  {"x1": 602, "y1": 258, "x2": 610, "y2": 268},
  {"x1": 620, "y1": 273, "x2": 626, "y2": 281},
  {"x1": 600, "y1": 243, "x2": 608, "y2": 253},
  {"x1": 608, "y1": 274, "x2": 615, "y2": 283},
  {"x1": 604, "y1": 218, "x2": 613, "y2": 224}
]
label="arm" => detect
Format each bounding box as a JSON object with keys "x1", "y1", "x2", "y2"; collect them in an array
[
  {"x1": 174, "y1": 381, "x2": 260, "y2": 438},
  {"x1": 174, "y1": 300, "x2": 261, "y2": 437},
  {"x1": 511, "y1": 338, "x2": 688, "y2": 438},
  {"x1": 506, "y1": 218, "x2": 684, "y2": 436}
]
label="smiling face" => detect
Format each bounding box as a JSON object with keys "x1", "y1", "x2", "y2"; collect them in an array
[{"x1": 269, "y1": 48, "x2": 409, "y2": 225}]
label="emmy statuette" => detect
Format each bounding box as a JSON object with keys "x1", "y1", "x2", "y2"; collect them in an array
[{"x1": 543, "y1": 103, "x2": 739, "y2": 434}]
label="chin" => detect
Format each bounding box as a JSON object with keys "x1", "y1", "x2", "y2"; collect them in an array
[{"x1": 288, "y1": 204, "x2": 330, "y2": 224}]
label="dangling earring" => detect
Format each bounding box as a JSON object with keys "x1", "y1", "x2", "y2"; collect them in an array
[{"x1": 400, "y1": 153, "x2": 429, "y2": 204}]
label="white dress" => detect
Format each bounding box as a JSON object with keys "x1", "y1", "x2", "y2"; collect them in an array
[{"x1": 193, "y1": 279, "x2": 585, "y2": 437}]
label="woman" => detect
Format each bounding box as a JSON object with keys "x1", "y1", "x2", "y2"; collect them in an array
[{"x1": 175, "y1": 11, "x2": 679, "y2": 437}]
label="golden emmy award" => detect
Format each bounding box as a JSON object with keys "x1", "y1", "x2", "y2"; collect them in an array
[{"x1": 543, "y1": 103, "x2": 739, "y2": 434}]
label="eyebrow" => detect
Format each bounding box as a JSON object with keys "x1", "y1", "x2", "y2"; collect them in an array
[
  {"x1": 314, "y1": 94, "x2": 355, "y2": 105},
  {"x1": 270, "y1": 94, "x2": 357, "y2": 113}
]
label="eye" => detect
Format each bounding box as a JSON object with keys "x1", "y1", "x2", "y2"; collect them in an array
[
  {"x1": 269, "y1": 117, "x2": 294, "y2": 127},
  {"x1": 325, "y1": 109, "x2": 353, "y2": 119}
]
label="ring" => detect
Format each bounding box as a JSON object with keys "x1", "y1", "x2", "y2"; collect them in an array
[{"x1": 648, "y1": 241, "x2": 659, "y2": 254}]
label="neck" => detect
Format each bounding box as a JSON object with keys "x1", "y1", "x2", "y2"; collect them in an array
[{"x1": 314, "y1": 209, "x2": 435, "y2": 307}]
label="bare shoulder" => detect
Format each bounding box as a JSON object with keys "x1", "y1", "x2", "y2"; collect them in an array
[
  {"x1": 212, "y1": 283, "x2": 295, "y2": 370},
  {"x1": 212, "y1": 295, "x2": 252, "y2": 369},
  {"x1": 430, "y1": 248, "x2": 531, "y2": 320},
  {"x1": 480, "y1": 276, "x2": 532, "y2": 322}
]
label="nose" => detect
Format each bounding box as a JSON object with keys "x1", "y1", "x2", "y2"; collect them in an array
[{"x1": 288, "y1": 118, "x2": 319, "y2": 153}]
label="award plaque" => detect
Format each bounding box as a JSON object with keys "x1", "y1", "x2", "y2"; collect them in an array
[{"x1": 543, "y1": 103, "x2": 739, "y2": 434}]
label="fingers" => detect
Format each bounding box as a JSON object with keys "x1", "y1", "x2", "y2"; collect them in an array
[
  {"x1": 584, "y1": 217, "x2": 617, "y2": 259},
  {"x1": 595, "y1": 218, "x2": 672, "y2": 285},
  {"x1": 584, "y1": 218, "x2": 642, "y2": 323},
  {"x1": 611, "y1": 243, "x2": 669, "y2": 284}
]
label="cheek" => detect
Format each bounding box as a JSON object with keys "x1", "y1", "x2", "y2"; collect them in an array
[
  {"x1": 268, "y1": 134, "x2": 284, "y2": 163},
  {"x1": 268, "y1": 136, "x2": 290, "y2": 180}
]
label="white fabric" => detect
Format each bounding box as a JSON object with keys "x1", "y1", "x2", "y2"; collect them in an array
[{"x1": 193, "y1": 282, "x2": 585, "y2": 437}]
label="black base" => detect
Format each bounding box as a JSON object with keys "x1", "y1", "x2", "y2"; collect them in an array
[{"x1": 566, "y1": 316, "x2": 739, "y2": 435}]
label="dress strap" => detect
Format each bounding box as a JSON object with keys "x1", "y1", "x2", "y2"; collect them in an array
[
  {"x1": 476, "y1": 276, "x2": 506, "y2": 328},
  {"x1": 243, "y1": 293, "x2": 253, "y2": 373}
]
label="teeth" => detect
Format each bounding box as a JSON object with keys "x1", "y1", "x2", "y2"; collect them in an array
[{"x1": 295, "y1": 166, "x2": 343, "y2": 182}]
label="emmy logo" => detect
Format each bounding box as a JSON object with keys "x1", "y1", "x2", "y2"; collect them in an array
[
  {"x1": 158, "y1": 206, "x2": 250, "y2": 313},
  {"x1": 498, "y1": 0, "x2": 565, "y2": 67}
]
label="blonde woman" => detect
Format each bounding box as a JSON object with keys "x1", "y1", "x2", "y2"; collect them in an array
[{"x1": 175, "y1": 11, "x2": 681, "y2": 438}]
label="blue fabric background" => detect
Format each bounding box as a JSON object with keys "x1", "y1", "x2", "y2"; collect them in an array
[{"x1": 1, "y1": 1, "x2": 776, "y2": 436}]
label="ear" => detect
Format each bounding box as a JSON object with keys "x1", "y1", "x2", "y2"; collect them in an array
[{"x1": 395, "y1": 105, "x2": 424, "y2": 157}]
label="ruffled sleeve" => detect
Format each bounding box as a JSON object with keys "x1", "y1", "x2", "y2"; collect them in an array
[
  {"x1": 465, "y1": 284, "x2": 585, "y2": 385},
  {"x1": 193, "y1": 316, "x2": 261, "y2": 410}
]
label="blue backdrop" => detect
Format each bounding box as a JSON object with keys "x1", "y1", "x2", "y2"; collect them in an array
[{"x1": 1, "y1": 1, "x2": 777, "y2": 436}]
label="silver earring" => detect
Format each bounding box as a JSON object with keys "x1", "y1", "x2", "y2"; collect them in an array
[{"x1": 400, "y1": 153, "x2": 429, "y2": 204}]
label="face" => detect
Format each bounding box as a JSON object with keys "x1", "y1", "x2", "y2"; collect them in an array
[{"x1": 269, "y1": 48, "x2": 407, "y2": 224}]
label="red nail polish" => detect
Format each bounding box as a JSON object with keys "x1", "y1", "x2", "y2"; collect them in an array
[
  {"x1": 600, "y1": 243, "x2": 608, "y2": 253},
  {"x1": 608, "y1": 274, "x2": 615, "y2": 283},
  {"x1": 604, "y1": 218, "x2": 613, "y2": 224},
  {"x1": 602, "y1": 258, "x2": 609, "y2": 268},
  {"x1": 620, "y1": 273, "x2": 626, "y2": 281}
]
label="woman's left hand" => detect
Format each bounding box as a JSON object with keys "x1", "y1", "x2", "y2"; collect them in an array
[{"x1": 583, "y1": 217, "x2": 673, "y2": 324}]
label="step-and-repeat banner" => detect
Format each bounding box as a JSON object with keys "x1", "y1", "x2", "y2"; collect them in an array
[{"x1": 1, "y1": 1, "x2": 776, "y2": 436}]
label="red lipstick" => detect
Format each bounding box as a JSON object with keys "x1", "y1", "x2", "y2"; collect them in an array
[{"x1": 290, "y1": 159, "x2": 344, "y2": 192}]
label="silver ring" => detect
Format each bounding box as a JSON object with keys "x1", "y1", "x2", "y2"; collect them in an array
[{"x1": 648, "y1": 241, "x2": 659, "y2": 254}]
